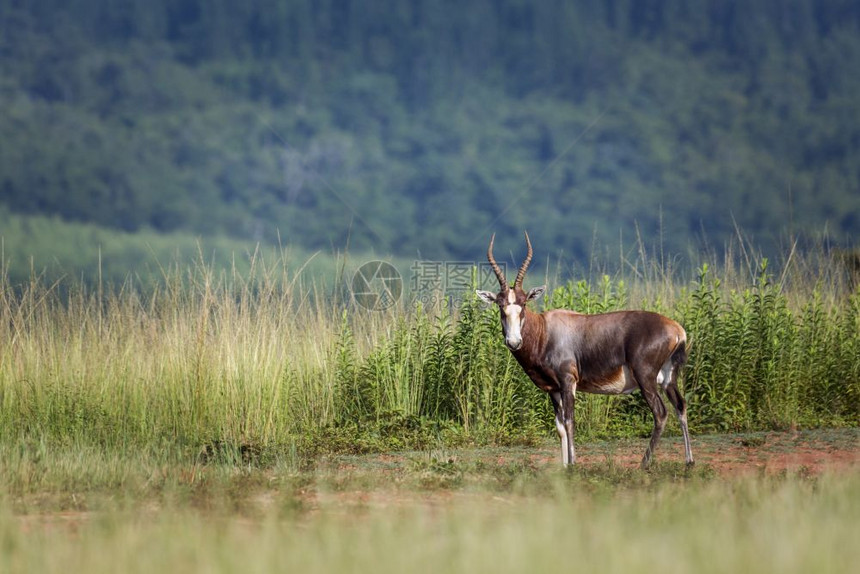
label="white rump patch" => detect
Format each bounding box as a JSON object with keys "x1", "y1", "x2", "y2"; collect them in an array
[{"x1": 657, "y1": 359, "x2": 673, "y2": 389}]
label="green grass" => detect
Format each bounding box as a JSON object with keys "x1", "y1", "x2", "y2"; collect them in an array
[
  {"x1": 2, "y1": 226, "x2": 858, "y2": 573},
  {"x1": 0, "y1": 243, "x2": 858, "y2": 462},
  {"x1": 1, "y1": 453, "x2": 858, "y2": 574},
  {"x1": 1, "y1": 427, "x2": 857, "y2": 572}
]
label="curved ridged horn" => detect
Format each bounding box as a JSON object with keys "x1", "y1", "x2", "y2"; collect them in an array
[
  {"x1": 514, "y1": 231, "x2": 533, "y2": 289},
  {"x1": 487, "y1": 234, "x2": 508, "y2": 290}
]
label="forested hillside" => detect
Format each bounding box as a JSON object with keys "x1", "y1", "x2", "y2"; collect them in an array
[{"x1": 1, "y1": 0, "x2": 859, "y2": 263}]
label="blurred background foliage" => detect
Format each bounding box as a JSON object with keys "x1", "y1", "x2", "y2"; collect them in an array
[{"x1": 1, "y1": 0, "x2": 859, "y2": 284}]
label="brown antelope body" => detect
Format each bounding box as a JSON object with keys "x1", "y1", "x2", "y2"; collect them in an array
[{"x1": 476, "y1": 233, "x2": 693, "y2": 468}]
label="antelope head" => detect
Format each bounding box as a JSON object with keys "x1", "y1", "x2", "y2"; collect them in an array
[{"x1": 476, "y1": 232, "x2": 546, "y2": 351}]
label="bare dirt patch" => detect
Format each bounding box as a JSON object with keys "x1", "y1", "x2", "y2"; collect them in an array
[
  {"x1": 690, "y1": 429, "x2": 859, "y2": 476},
  {"x1": 10, "y1": 429, "x2": 859, "y2": 533},
  {"x1": 519, "y1": 428, "x2": 860, "y2": 476},
  {"x1": 302, "y1": 428, "x2": 859, "y2": 513}
]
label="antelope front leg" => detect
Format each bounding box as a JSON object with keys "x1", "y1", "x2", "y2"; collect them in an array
[
  {"x1": 550, "y1": 392, "x2": 569, "y2": 465},
  {"x1": 561, "y1": 379, "x2": 576, "y2": 466}
]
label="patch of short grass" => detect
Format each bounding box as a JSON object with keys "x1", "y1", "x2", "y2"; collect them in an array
[{"x1": 2, "y1": 470, "x2": 858, "y2": 574}]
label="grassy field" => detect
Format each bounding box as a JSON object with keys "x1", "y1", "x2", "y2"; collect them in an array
[
  {"x1": 2, "y1": 430, "x2": 858, "y2": 573},
  {"x1": 1, "y1": 246, "x2": 857, "y2": 457},
  {"x1": 0, "y1": 209, "x2": 389, "y2": 288},
  {"x1": 1, "y1": 247, "x2": 858, "y2": 572}
]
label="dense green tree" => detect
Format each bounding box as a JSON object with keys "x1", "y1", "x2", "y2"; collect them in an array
[{"x1": 0, "y1": 0, "x2": 859, "y2": 262}]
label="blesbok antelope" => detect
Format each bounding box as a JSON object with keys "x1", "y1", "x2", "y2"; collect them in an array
[{"x1": 476, "y1": 233, "x2": 693, "y2": 468}]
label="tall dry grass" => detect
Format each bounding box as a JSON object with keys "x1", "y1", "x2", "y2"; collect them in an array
[{"x1": 1, "y1": 243, "x2": 858, "y2": 459}]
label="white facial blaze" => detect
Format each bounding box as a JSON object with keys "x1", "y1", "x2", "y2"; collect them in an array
[{"x1": 503, "y1": 290, "x2": 524, "y2": 349}]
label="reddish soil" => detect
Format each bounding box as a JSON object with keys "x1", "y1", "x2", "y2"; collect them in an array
[
  {"x1": 522, "y1": 429, "x2": 860, "y2": 476},
  {"x1": 15, "y1": 511, "x2": 94, "y2": 536},
  {"x1": 698, "y1": 441, "x2": 859, "y2": 476},
  {"x1": 11, "y1": 429, "x2": 859, "y2": 532}
]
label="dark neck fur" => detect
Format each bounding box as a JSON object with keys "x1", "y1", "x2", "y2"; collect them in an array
[{"x1": 512, "y1": 307, "x2": 547, "y2": 368}]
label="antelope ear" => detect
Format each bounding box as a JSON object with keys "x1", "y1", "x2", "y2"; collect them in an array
[
  {"x1": 526, "y1": 285, "x2": 546, "y2": 301},
  {"x1": 475, "y1": 290, "x2": 497, "y2": 305}
]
